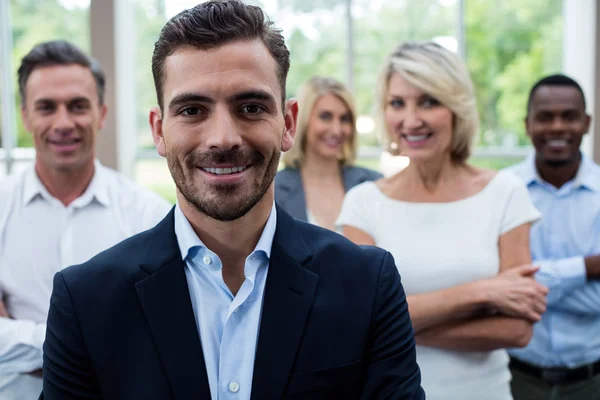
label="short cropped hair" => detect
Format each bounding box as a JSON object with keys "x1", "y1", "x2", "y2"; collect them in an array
[
  {"x1": 151, "y1": 0, "x2": 290, "y2": 111},
  {"x1": 283, "y1": 76, "x2": 357, "y2": 168},
  {"x1": 527, "y1": 74, "x2": 586, "y2": 114},
  {"x1": 374, "y1": 41, "x2": 479, "y2": 163},
  {"x1": 18, "y1": 40, "x2": 105, "y2": 105}
]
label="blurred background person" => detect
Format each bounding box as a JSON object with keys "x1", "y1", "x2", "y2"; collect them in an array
[
  {"x1": 337, "y1": 41, "x2": 547, "y2": 400},
  {"x1": 275, "y1": 76, "x2": 381, "y2": 231},
  {"x1": 0, "y1": 40, "x2": 170, "y2": 399},
  {"x1": 507, "y1": 74, "x2": 600, "y2": 400}
]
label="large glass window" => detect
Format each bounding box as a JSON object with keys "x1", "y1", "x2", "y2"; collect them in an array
[
  {"x1": 0, "y1": 0, "x2": 565, "y2": 184},
  {"x1": 0, "y1": 0, "x2": 90, "y2": 177},
  {"x1": 465, "y1": 0, "x2": 563, "y2": 169},
  {"x1": 11, "y1": 0, "x2": 90, "y2": 148}
]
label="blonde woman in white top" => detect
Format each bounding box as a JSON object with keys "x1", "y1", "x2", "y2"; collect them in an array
[{"x1": 337, "y1": 42, "x2": 548, "y2": 400}]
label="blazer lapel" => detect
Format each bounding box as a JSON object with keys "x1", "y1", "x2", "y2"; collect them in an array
[
  {"x1": 251, "y1": 208, "x2": 318, "y2": 400},
  {"x1": 135, "y1": 210, "x2": 211, "y2": 399}
]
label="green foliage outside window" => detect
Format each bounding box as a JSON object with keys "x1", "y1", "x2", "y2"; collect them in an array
[{"x1": 8, "y1": 0, "x2": 562, "y2": 155}]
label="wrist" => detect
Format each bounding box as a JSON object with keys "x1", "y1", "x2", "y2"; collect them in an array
[{"x1": 466, "y1": 280, "x2": 492, "y2": 312}]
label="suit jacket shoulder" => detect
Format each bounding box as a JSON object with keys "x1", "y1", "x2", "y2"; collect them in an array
[{"x1": 58, "y1": 208, "x2": 179, "y2": 294}]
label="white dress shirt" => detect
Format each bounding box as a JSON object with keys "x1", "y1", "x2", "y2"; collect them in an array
[
  {"x1": 174, "y1": 202, "x2": 276, "y2": 400},
  {"x1": 0, "y1": 161, "x2": 172, "y2": 399}
]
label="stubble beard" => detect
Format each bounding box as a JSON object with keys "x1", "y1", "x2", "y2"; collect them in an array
[{"x1": 168, "y1": 147, "x2": 280, "y2": 221}]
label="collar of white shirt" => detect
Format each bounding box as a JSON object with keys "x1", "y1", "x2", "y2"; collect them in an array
[
  {"x1": 173, "y1": 200, "x2": 277, "y2": 267},
  {"x1": 22, "y1": 160, "x2": 111, "y2": 208},
  {"x1": 520, "y1": 152, "x2": 600, "y2": 192}
]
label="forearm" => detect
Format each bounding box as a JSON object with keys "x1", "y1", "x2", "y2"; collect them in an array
[
  {"x1": 415, "y1": 316, "x2": 533, "y2": 352},
  {"x1": 534, "y1": 256, "x2": 600, "y2": 311},
  {"x1": 0, "y1": 317, "x2": 46, "y2": 375},
  {"x1": 407, "y1": 281, "x2": 488, "y2": 333},
  {"x1": 550, "y1": 281, "x2": 600, "y2": 315},
  {"x1": 535, "y1": 257, "x2": 587, "y2": 304}
]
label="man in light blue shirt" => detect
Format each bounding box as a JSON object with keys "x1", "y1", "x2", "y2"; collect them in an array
[{"x1": 507, "y1": 74, "x2": 600, "y2": 400}]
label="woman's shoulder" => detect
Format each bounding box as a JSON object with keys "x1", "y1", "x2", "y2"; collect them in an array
[
  {"x1": 344, "y1": 180, "x2": 383, "y2": 203},
  {"x1": 275, "y1": 166, "x2": 301, "y2": 188},
  {"x1": 485, "y1": 168, "x2": 527, "y2": 192},
  {"x1": 343, "y1": 165, "x2": 384, "y2": 185}
]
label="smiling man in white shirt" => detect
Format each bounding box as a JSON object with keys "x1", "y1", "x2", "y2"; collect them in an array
[{"x1": 0, "y1": 40, "x2": 171, "y2": 399}]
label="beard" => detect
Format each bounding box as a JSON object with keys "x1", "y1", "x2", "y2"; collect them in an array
[{"x1": 167, "y1": 146, "x2": 280, "y2": 221}]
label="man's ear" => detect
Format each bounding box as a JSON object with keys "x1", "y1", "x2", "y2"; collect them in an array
[
  {"x1": 282, "y1": 99, "x2": 298, "y2": 152},
  {"x1": 97, "y1": 104, "x2": 108, "y2": 131},
  {"x1": 20, "y1": 105, "x2": 31, "y2": 133},
  {"x1": 584, "y1": 113, "x2": 592, "y2": 135},
  {"x1": 524, "y1": 115, "x2": 532, "y2": 139},
  {"x1": 149, "y1": 106, "x2": 166, "y2": 157}
]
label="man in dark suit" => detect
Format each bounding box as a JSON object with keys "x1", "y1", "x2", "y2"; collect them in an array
[{"x1": 40, "y1": 1, "x2": 424, "y2": 399}]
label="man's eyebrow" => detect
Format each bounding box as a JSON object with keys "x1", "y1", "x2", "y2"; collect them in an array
[
  {"x1": 168, "y1": 93, "x2": 214, "y2": 110},
  {"x1": 228, "y1": 90, "x2": 275, "y2": 103},
  {"x1": 33, "y1": 98, "x2": 56, "y2": 105},
  {"x1": 33, "y1": 97, "x2": 91, "y2": 105}
]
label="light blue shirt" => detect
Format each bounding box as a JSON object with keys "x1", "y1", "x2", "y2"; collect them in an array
[
  {"x1": 174, "y1": 203, "x2": 276, "y2": 400},
  {"x1": 507, "y1": 154, "x2": 600, "y2": 368}
]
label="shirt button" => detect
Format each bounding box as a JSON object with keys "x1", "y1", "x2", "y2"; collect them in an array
[
  {"x1": 229, "y1": 381, "x2": 240, "y2": 393},
  {"x1": 203, "y1": 256, "x2": 212, "y2": 265}
]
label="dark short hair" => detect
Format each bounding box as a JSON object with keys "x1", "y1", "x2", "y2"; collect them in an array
[
  {"x1": 527, "y1": 74, "x2": 586, "y2": 114},
  {"x1": 151, "y1": 0, "x2": 290, "y2": 111},
  {"x1": 18, "y1": 40, "x2": 106, "y2": 106}
]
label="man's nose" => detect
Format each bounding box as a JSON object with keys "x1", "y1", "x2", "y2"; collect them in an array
[
  {"x1": 52, "y1": 105, "x2": 76, "y2": 133},
  {"x1": 205, "y1": 106, "x2": 243, "y2": 151}
]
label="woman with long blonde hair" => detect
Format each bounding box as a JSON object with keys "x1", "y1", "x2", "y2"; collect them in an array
[{"x1": 275, "y1": 76, "x2": 381, "y2": 231}]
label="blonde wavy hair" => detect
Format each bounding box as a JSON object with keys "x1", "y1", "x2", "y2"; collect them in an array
[
  {"x1": 283, "y1": 76, "x2": 357, "y2": 168},
  {"x1": 374, "y1": 41, "x2": 479, "y2": 163}
]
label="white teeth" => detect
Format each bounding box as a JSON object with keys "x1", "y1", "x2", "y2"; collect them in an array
[
  {"x1": 405, "y1": 134, "x2": 429, "y2": 142},
  {"x1": 51, "y1": 140, "x2": 78, "y2": 144},
  {"x1": 548, "y1": 139, "x2": 568, "y2": 147},
  {"x1": 202, "y1": 166, "x2": 247, "y2": 175}
]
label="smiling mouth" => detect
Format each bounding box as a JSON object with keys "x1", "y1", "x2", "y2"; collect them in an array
[
  {"x1": 402, "y1": 133, "x2": 433, "y2": 142},
  {"x1": 200, "y1": 166, "x2": 248, "y2": 175},
  {"x1": 546, "y1": 139, "x2": 569, "y2": 148},
  {"x1": 48, "y1": 138, "x2": 82, "y2": 145}
]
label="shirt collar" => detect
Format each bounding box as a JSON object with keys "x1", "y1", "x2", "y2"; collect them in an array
[
  {"x1": 519, "y1": 154, "x2": 539, "y2": 187},
  {"x1": 174, "y1": 201, "x2": 277, "y2": 262},
  {"x1": 22, "y1": 160, "x2": 111, "y2": 207},
  {"x1": 573, "y1": 153, "x2": 600, "y2": 192},
  {"x1": 523, "y1": 152, "x2": 600, "y2": 192}
]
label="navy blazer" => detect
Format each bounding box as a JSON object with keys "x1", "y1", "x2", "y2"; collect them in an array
[
  {"x1": 40, "y1": 206, "x2": 424, "y2": 400},
  {"x1": 275, "y1": 166, "x2": 382, "y2": 222}
]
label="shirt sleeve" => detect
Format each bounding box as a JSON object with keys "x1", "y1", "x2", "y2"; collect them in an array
[
  {"x1": 534, "y1": 256, "x2": 587, "y2": 305},
  {"x1": 547, "y1": 279, "x2": 600, "y2": 316},
  {"x1": 499, "y1": 174, "x2": 541, "y2": 235},
  {"x1": 336, "y1": 183, "x2": 376, "y2": 238},
  {"x1": 0, "y1": 317, "x2": 46, "y2": 374}
]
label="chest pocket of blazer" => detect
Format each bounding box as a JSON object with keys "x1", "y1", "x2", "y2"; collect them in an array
[{"x1": 285, "y1": 360, "x2": 362, "y2": 399}]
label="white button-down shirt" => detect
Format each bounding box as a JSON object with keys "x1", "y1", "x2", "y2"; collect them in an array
[
  {"x1": 0, "y1": 161, "x2": 172, "y2": 398},
  {"x1": 174, "y1": 202, "x2": 276, "y2": 400}
]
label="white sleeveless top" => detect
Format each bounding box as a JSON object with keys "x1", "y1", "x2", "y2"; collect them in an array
[{"x1": 336, "y1": 171, "x2": 540, "y2": 400}]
